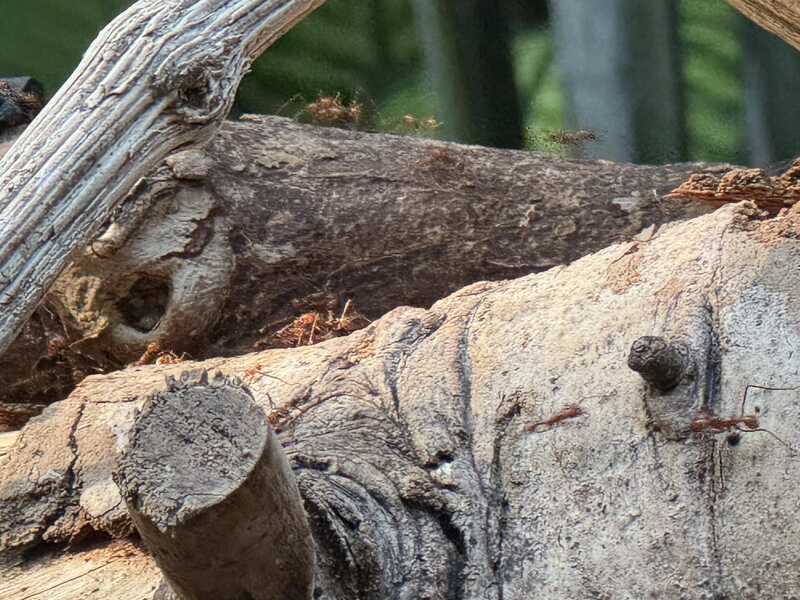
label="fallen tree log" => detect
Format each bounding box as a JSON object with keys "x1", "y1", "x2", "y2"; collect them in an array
[
  {"x1": 0, "y1": 115, "x2": 737, "y2": 412},
  {"x1": 3, "y1": 202, "x2": 800, "y2": 598}
]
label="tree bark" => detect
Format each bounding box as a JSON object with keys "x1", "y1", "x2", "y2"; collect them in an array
[
  {"x1": 0, "y1": 0, "x2": 326, "y2": 355},
  {"x1": 6, "y1": 2, "x2": 800, "y2": 596},
  {"x1": 0, "y1": 116, "x2": 730, "y2": 412},
  {"x1": 4, "y1": 203, "x2": 800, "y2": 598},
  {"x1": 114, "y1": 370, "x2": 314, "y2": 600}
]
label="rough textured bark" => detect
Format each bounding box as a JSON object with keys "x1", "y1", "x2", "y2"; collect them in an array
[
  {"x1": 115, "y1": 371, "x2": 314, "y2": 600},
  {"x1": 0, "y1": 0, "x2": 326, "y2": 355},
  {"x1": 4, "y1": 202, "x2": 800, "y2": 598},
  {"x1": 0, "y1": 77, "x2": 44, "y2": 130},
  {"x1": 0, "y1": 116, "x2": 729, "y2": 412}
]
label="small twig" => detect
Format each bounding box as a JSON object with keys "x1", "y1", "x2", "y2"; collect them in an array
[
  {"x1": 307, "y1": 313, "x2": 318, "y2": 345},
  {"x1": 748, "y1": 427, "x2": 796, "y2": 451},
  {"x1": 527, "y1": 404, "x2": 584, "y2": 433},
  {"x1": 739, "y1": 383, "x2": 800, "y2": 417},
  {"x1": 337, "y1": 298, "x2": 352, "y2": 330}
]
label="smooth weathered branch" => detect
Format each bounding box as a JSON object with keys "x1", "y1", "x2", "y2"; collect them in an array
[
  {"x1": 114, "y1": 370, "x2": 314, "y2": 600},
  {"x1": 0, "y1": 0, "x2": 326, "y2": 355}
]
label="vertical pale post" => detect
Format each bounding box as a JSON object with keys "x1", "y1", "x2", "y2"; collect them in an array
[{"x1": 549, "y1": 0, "x2": 686, "y2": 163}]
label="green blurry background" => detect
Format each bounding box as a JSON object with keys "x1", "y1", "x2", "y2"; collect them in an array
[{"x1": 1, "y1": 0, "x2": 798, "y2": 166}]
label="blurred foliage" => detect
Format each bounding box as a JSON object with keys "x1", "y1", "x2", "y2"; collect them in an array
[
  {"x1": 0, "y1": 1, "x2": 132, "y2": 93},
  {"x1": 238, "y1": 0, "x2": 431, "y2": 131},
  {"x1": 0, "y1": 0, "x2": 785, "y2": 164},
  {"x1": 513, "y1": 30, "x2": 566, "y2": 153},
  {"x1": 681, "y1": 0, "x2": 746, "y2": 163},
  {"x1": 412, "y1": 0, "x2": 524, "y2": 148}
]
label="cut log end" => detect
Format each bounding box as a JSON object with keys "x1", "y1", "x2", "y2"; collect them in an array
[
  {"x1": 114, "y1": 370, "x2": 315, "y2": 600},
  {"x1": 116, "y1": 370, "x2": 266, "y2": 530}
]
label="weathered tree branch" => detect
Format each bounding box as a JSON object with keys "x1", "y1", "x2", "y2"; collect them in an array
[
  {"x1": 114, "y1": 370, "x2": 314, "y2": 600},
  {"x1": 0, "y1": 0, "x2": 326, "y2": 355}
]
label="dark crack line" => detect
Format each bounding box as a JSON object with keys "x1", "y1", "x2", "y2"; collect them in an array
[
  {"x1": 705, "y1": 223, "x2": 729, "y2": 595},
  {"x1": 455, "y1": 290, "x2": 501, "y2": 600},
  {"x1": 381, "y1": 315, "x2": 446, "y2": 466},
  {"x1": 489, "y1": 394, "x2": 522, "y2": 600},
  {"x1": 705, "y1": 439, "x2": 726, "y2": 598},
  {"x1": 701, "y1": 301, "x2": 722, "y2": 414},
  {"x1": 33, "y1": 399, "x2": 86, "y2": 549},
  {"x1": 457, "y1": 295, "x2": 490, "y2": 498}
]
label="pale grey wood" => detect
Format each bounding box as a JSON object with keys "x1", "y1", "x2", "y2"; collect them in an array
[
  {"x1": 5, "y1": 203, "x2": 800, "y2": 597},
  {"x1": 114, "y1": 370, "x2": 314, "y2": 600},
  {"x1": 0, "y1": 540, "x2": 161, "y2": 600},
  {"x1": 0, "y1": 0, "x2": 326, "y2": 355},
  {"x1": 726, "y1": 0, "x2": 800, "y2": 51}
]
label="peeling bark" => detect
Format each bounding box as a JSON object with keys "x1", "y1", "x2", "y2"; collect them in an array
[{"x1": 4, "y1": 203, "x2": 800, "y2": 598}]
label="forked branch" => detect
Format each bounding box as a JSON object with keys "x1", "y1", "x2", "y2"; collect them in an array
[{"x1": 0, "y1": 0, "x2": 326, "y2": 353}]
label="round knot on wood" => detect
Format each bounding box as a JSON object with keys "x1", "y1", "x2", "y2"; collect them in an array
[{"x1": 627, "y1": 336, "x2": 688, "y2": 392}]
